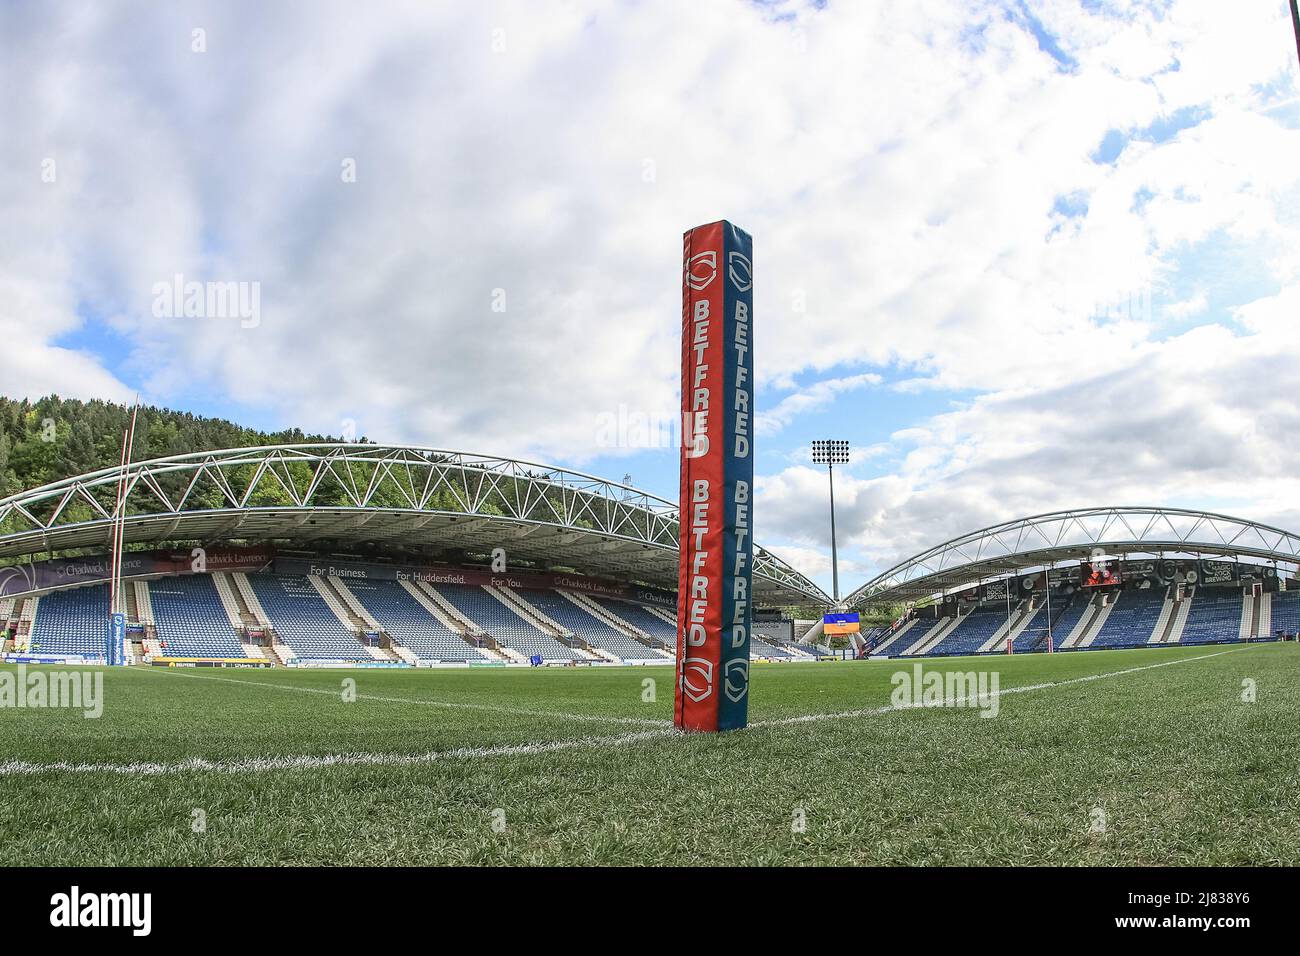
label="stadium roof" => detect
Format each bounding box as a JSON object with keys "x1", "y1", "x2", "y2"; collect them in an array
[
  {"x1": 0, "y1": 443, "x2": 831, "y2": 606},
  {"x1": 844, "y1": 506, "x2": 1300, "y2": 608}
]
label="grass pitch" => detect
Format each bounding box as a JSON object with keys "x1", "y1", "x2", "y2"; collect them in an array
[{"x1": 0, "y1": 643, "x2": 1295, "y2": 865}]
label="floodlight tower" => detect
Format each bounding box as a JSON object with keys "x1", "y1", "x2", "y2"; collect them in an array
[{"x1": 812, "y1": 439, "x2": 849, "y2": 604}]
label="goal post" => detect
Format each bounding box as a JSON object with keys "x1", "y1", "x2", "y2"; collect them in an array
[{"x1": 675, "y1": 221, "x2": 754, "y2": 732}]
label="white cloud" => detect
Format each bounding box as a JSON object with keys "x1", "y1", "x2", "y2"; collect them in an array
[
  {"x1": 1, "y1": 0, "x2": 1298, "y2": 596},
  {"x1": 756, "y1": 373, "x2": 881, "y2": 436}
]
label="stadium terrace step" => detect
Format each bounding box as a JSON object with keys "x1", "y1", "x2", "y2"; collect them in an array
[
  {"x1": 587, "y1": 595, "x2": 675, "y2": 649},
  {"x1": 19, "y1": 595, "x2": 39, "y2": 628},
  {"x1": 904, "y1": 609, "x2": 963, "y2": 656},
  {"x1": 231, "y1": 572, "x2": 273, "y2": 625},
  {"x1": 210, "y1": 573, "x2": 247, "y2": 630},
  {"x1": 1066, "y1": 591, "x2": 1116, "y2": 647},
  {"x1": 397, "y1": 580, "x2": 473, "y2": 635},
  {"x1": 645, "y1": 604, "x2": 677, "y2": 628},
  {"x1": 124, "y1": 579, "x2": 140, "y2": 622},
  {"x1": 525, "y1": 588, "x2": 665, "y2": 661},
  {"x1": 246, "y1": 574, "x2": 371, "y2": 661},
  {"x1": 1011, "y1": 592, "x2": 1071, "y2": 652},
  {"x1": 1259, "y1": 591, "x2": 1274, "y2": 637},
  {"x1": 1179, "y1": 586, "x2": 1245, "y2": 645},
  {"x1": 133, "y1": 580, "x2": 155, "y2": 627},
  {"x1": 412, "y1": 581, "x2": 479, "y2": 634},
  {"x1": 1147, "y1": 588, "x2": 1178, "y2": 643},
  {"x1": 891, "y1": 616, "x2": 944, "y2": 656},
  {"x1": 391, "y1": 644, "x2": 420, "y2": 666},
  {"x1": 976, "y1": 599, "x2": 1034, "y2": 653},
  {"x1": 564, "y1": 590, "x2": 654, "y2": 642},
  {"x1": 489, "y1": 586, "x2": 569, "y2": 637},
  {"x1": 1087, "y1": 587, "x2": 1170, "y2": 648},
  {"x1": 1009, "y1": 597, "x2": 1046, "y2": 648},
  {"x1": 871, "y1": 618, "x2": 917, "y2": 655},
  {"x1": 307, "y1": 575, "x2": 368, "y2": 632},
  {"x1": 428, "y1": 584, "x2": 581, "y2": 662},
  {"x1": 265, "y1": 637, "x2": 296, "y2": 666},
  {"x1": 324, "y1": 576, "x2": 383, "y2": 631},
  {"x1": 1158, "y1": 588, "x2": 1195, "y2": 644},
  {"x1": 1239, "y1": 588, "x2": 1257, "y2": 640},
  {"x1": 337, "y1": 577, "x2": 489, "y2": 663}
]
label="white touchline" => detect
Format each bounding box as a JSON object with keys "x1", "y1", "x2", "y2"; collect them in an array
[
  {"x1": 0, "y1": 728, "x2": 680, "y2": 777},
  {"x1": 748, "y1": 647, "x2": 1245, "y2": 728},
  {"x1": 141, "y1": 667, "x2": 671, "y2": 727},
  {"x1": 0, "y1": 646, "x2": 1248, "y2": 777}
]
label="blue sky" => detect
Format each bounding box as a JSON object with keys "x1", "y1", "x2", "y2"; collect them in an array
[{"x1": 3, "y1": 0, "x2": 1299, "y2": 597}]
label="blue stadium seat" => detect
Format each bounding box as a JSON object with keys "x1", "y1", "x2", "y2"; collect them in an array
[
  {"x1": 1179, "y1": 588, "x2": 1243, "y2": 644},
  {"x1": 1271, "y1": 590, "x2": 1299, "y2": 637},
  {"x1": 884, "y1": 616, "x2": 945, "y2": 657},
  {"x1": 150, "y1": 575, "x2": 246, "y2": 658},
  {"x1": 1013, "y1": 593, "x2": 1074, "y2": 652},
  {"x1": 430, "y1": 584, "x2": 581, "y2": 661},
  {"x1": 247, "y1": 574, "x2": 368, "y2": 660},
  {"x1": 588, "y1": 596, "x2": 676, "y2": 646},
  {"x1": 926, "y1": 606, "x2": 1009, "y2": 656},
  {"x1": 28, "y1": 584, "x2": 111, "y2": 659},
  {"x1": 1089, "y1": 588, "x2": 1165, "y2": 647},
  {"x1": 345, "y1": 578, "x2": 486, "y2": 661},
  {"x1": 517, "y1": 588, "x2": 661, "y2": 660}
]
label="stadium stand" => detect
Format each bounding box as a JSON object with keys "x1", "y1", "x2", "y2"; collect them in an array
[
  {"x1": 869, "y1": 619, "x2": 916, "y2": 655},
  {"x1": 1013, "y1": 593, "x2": 1074, "y2": 651},
  {"x1": 1049, "y1": 591, "x2": 1096, "y2": 647},
  {"x1": 27, "y1": 584, "x2": 108, "y2": 659},
  {"x1": 429, "y1": 583, "x2": 582, "y2": 661},
  {"x1": 1088, "y1": 588, "x2": 1164, "y2": 648},
  {"x1": 1178, "y1": 588, "x2": 1244, "y2": 645},
  {"x1": 589, "y1": 596, "x2": 676, "y2": 645},
  {"x1": 751, "y1": 636, "x2": 792, "y2": 658},
  {"x1": 1271, "y1": 589, "x2": 1299, "y2": 637},
  {"x1": 793, "y1": 642, "x2": 829, "y2": 657},
  {"x1": 514, "y1": 588, "x2": 660, "y2": 660},
  {"x1": 887, "y1": 616, "x2": 947, "y2": 657},
  {"x1": 149, "y1": 575, "x2": 247, "y2": 658},
  {"x1": 344, "y1": 578, "x2": 488, "y2": 662},
  {"x1": 246, "y1": 574, "x2": 369, "y2": 660},
  {"x1": 926, "y1": 605, "x2": 1008, "y2": 656}
]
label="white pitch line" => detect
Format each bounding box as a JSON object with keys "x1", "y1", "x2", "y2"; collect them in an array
[
  {"x1": 141, "y1": 667, "x2": 670, "y2": 728},
  {"x1": 749, "y1": 647, "x2": 1244, "y2": 728},
  {"x1": 0, "y1": 728, "x2": 680, "y2": 777},
  {"x1": 1, "y1": 646, "x2": 1246, "y2": 777}
]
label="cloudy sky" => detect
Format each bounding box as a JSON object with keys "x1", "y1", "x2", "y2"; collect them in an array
[{"x1": 3, "y1": 0, "x2": 1299, "y2": 596}]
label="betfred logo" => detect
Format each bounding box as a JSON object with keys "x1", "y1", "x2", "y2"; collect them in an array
[
  {"x1": 680, "y1": 657, "x2": 714, "y2": 703},
  {"x1": 686, "y1": 251, "x2": 717, "y2": 291},
  {"x1": 723, "y1": 659, "x2": 749, "y2": 702},
  {"x1": 727, "y1": 251, "x2": 752, "y2": 292}
]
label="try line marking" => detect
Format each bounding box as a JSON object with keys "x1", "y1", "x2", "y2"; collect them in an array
[{"x1": 0, "y1": 646, "x2": 1246, "y2": 776}]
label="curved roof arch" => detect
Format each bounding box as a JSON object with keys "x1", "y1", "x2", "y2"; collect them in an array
[
  {"x1": 0, "y1": 443, "x2": 830, "y2": 606},
  {"x1": 844, "y1": 506, "x2": 1300, "y2": 607}
]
